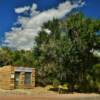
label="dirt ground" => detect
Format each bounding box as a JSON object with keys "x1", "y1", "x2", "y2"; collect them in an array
[
  {"x1": 0, "y1": 95, "x2": 100, "y2": 100},
  {"x1": 0, "y1": 86, "x2": 100, "y2": 100}
]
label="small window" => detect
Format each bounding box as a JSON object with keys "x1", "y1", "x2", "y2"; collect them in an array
[{"x1": 24, "y1": 72, "x2": 31, "y2": 85}]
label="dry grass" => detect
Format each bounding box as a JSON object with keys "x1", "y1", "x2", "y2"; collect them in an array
[
  {"x1": 0, "y1": 85, "x2": 57, "y2": 96},
  {"x1": 0, "y1": 85, "x2": 100, "y2": 97}
]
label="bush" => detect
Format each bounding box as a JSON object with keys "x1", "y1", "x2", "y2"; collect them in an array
[{"x1": 53, "y1": 79, "x2": 60, "y2": 88}]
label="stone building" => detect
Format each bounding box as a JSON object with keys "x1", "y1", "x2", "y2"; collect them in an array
[{"x1": 0, "y1": 65, "x2": 35, "y2": 90}]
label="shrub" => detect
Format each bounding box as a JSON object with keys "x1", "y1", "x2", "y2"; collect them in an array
[{"x1": 53, "y1": 79, "x2": 60, "y2": 88}]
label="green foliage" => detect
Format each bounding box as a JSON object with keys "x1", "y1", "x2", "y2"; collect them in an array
[
  {"x1": 33, "y1": 12, "x2": 100, "y2": 92},
  {"x1": 0, "y1": 48, "x2": 12, "y2": 67},
  {"x1": 53, "y1": 79, "x2": 60, "y2": 88},
  {"x1": 0, "y1": 12, "x2": 100, "y2": 93},
  {"x1": 92, "y1": 64, "x2": 100, "y2": 80},
  {"x1": 0, "y1": 48, "x2": 34, "y2": 67},
  {"x1": 92, "y1": 64, "x2": 100, "y2": 91},
  {"x1": 11, "y1": 50, "x2": 34, "y2": 67}
]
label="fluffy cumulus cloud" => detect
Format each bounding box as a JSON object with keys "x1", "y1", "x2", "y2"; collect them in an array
[
  {"x1": 4, "y1": 0, "x2": 85, "y2": 50},
  {"x1": 15, "y1": 6, "x2": 31, "y2": 13}
]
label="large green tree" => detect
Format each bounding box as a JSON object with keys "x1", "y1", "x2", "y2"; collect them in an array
[
  {"x1": 34, "y1": 13, "x2": 100, "y2": 91},
  {"x1": 61, "y1": 13, "x2": 100, "y2": 91}
]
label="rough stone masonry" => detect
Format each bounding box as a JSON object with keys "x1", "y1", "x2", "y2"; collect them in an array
[{"x1": 0, "y1": 65, "x2": 35, "y2": 90}]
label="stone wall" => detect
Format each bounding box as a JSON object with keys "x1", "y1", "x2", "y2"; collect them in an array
[
  {"x1": 0, "y1": 65, "x2": 13, "y2": 90},
  {"x1": 0, "y1": 65, "x2": 35, "y2": 90}
]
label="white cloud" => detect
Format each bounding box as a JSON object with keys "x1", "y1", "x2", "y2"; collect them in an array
[
  {"x1": 15, "y1": 6, "x2": 30, "y2": 13},
  {"x1": 15, "y1": 4, "x2": 37, "y2": 14},
  {"x1": 4, "y1": 1, "x2": 84, "y2": 50}
]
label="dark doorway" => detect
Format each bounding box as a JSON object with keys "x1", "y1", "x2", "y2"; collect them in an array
[
  {"x1": 24, "y1": 72, "x2": 31, "y2": 86},
  {"x1": 14, "y1": 72, "x2": 20, "y2": 89}
]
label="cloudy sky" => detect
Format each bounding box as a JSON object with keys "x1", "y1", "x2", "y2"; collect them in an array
[{"x1": 0, "y1": 0, "x2": 100, "y2": 50}]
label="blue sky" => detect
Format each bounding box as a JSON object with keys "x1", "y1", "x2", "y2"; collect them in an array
[
  {"x1": 0, "y1": 0, "x2": 100, "y2": 50},
  {"x1": 0, "y1": 0, "x2": 63, "y2": 37},
  {"x1": 80, "y1": 0, "x2": 100, "y2": 19}
]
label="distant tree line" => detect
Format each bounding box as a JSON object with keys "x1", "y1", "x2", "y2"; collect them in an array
[{"x1": 0, "y1": 48, "x2": 34, "y2": 67}]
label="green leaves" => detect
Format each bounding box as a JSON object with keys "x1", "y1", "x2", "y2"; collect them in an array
[
  {"x1": 0, "y1": 48, "x2": 35, "y2": 67},
  {"x1": 0, "y1": 48, "x2": 12, "y2": 66},
  {"x1": 33, "y1": 12, "x2": 100, "y2": 90}
]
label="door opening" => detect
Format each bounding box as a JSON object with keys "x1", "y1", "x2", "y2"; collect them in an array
[
  {"x1": 24, "y1": 72, "x2": 31, "y2": 86},
  {"x1": 14, "y1": 72, "x2": 20, "y2": 89}
]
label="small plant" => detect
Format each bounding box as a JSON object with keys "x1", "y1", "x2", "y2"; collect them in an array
[{"x1": 53, "y1": 79, "x2": 60, "y2": 88}]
